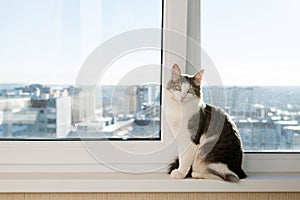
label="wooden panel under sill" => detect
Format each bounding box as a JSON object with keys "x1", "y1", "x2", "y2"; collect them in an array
[{"x1": 0, "y1": 193, "x2": 299, "y2": 200}]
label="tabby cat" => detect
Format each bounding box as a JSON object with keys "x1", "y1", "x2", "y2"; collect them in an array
[{"x1": 166, "y1": 64, "x2": 247, "y2": 182}]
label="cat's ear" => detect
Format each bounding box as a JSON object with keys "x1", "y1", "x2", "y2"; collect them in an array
[
  {"x1": 171, "y1": 64, "x2": 181, "y2": 80},
  {"x1": 194, "y1": 69, "x2": 204, "y2": 85}
]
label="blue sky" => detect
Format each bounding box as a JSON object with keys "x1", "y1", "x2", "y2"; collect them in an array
[
  {"x1": 0, "y1": 0, "x2": 299, "y2": 86},
  {"x1": 202, "y1": 0, "x2": 300, "y2": 86},
  {"x1": 0, "y1": 0, "x2": 80, "y2": 84},
  {"x1": 0, "y1": 0, "x2": 162, "y2": 85}
]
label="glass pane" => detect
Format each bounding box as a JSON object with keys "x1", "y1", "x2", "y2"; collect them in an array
[
  {"x1": 202, "y1": 0, "x2": 300, "y2": 151},
  {"x1": 0, "y1": 0, "x2": 162, "y2": 140}
]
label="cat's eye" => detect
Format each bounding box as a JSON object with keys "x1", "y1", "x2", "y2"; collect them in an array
[
  {"x1": 174, "y1": 85, "x2": 181, "y2": 91},
  {"x1": 187, "y1": 88, "x2": 195, "y2": 94}
]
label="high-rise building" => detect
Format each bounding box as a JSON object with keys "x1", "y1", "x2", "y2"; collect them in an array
[{"x1": 0, "y1": 85, "x2": 72, "y2": 139}]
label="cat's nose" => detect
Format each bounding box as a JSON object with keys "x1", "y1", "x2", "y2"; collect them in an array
[{"x1": 180, "y1": 96, "x2": 185, "y2": 101}]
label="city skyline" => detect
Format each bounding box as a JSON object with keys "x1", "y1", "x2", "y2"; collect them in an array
[{"x1": 0, "y1": 83, "x2": 299, "y2": 151}]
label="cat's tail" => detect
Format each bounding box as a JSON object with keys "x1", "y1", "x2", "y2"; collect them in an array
[
  {"x1": 207, "y1": 163, "x2": 246, "y2": 183},
  {"x1": 236, "y1": 168, "x2": 247, "y2": 179},
  {"x1": 168, "y1": 159, "x2": 247, "y2": 182},
  {"x1": 168, "y1": 157, "x2": 179, "y2": 174},
  {"x1": 168, "y1": 158, "x2": 192, "y2": 177}
]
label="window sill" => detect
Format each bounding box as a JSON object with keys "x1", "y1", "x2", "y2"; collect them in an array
[{"x1": 0, "y1": 172, "x2": 300, "y2": 193}]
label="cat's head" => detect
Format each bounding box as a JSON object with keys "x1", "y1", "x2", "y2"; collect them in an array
[{"x1": 167, "y1": 64, "x2": 204, "y2": 104}]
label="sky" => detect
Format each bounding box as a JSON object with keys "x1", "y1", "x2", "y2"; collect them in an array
[
  {"x1": 202, "y1": 0, "x2": 300, "y2": 86},
  {"x1": 0, "y1": 0, "x2": 80, "y2": 84},
  {"x1": 0, "y1": 0, "x2": 162, "y2": 85},
  {"x1": 0, "y1": 0, "x2": 299, "y2": 86}
]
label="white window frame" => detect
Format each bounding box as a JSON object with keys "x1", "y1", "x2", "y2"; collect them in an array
[{"x1": 0, "y1": 0, "x2": 299, "y2": 174}]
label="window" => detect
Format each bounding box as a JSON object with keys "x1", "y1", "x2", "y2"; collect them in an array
[
  {"x1": 0, "y1": 0, "x2": 299, "y2": 175},
  {"x1": 0, "y1": 0, "x2": 162, "y2": 140},
  {"x1": 0, "y1": 0, "x2": 180, "y2": 174},
  {"x1": 201, "y1": 0, "x2": 300, "y2": 152}
]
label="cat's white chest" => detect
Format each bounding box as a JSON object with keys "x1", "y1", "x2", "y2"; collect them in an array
[
  {"x1": 164, "y1": 90, "x2": 198, "y2": 137},
  {"x1": 165, "y1": 102, "x2": 184, "y2": 136}
]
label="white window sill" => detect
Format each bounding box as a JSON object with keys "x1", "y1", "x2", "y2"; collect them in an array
[{"x1": 0, "y1": 172, "x2": 300, "y2": 193}]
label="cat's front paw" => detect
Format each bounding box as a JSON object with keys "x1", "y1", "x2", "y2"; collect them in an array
[
  {"x1": 191, "y1": 171, "x2": 202, "y2": 179},
  {"x1": 170, "y1": 169, "x2": 185, "y2": 179}
]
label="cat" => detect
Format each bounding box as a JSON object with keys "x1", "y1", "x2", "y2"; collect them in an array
[{"x1": 165, "y1": 63, "x2": 247, "y2": 182}]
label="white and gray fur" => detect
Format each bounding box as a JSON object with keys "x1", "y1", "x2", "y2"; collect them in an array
[{"x1": 166, "y1": 64, "x2": 247, "y2": 182}]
